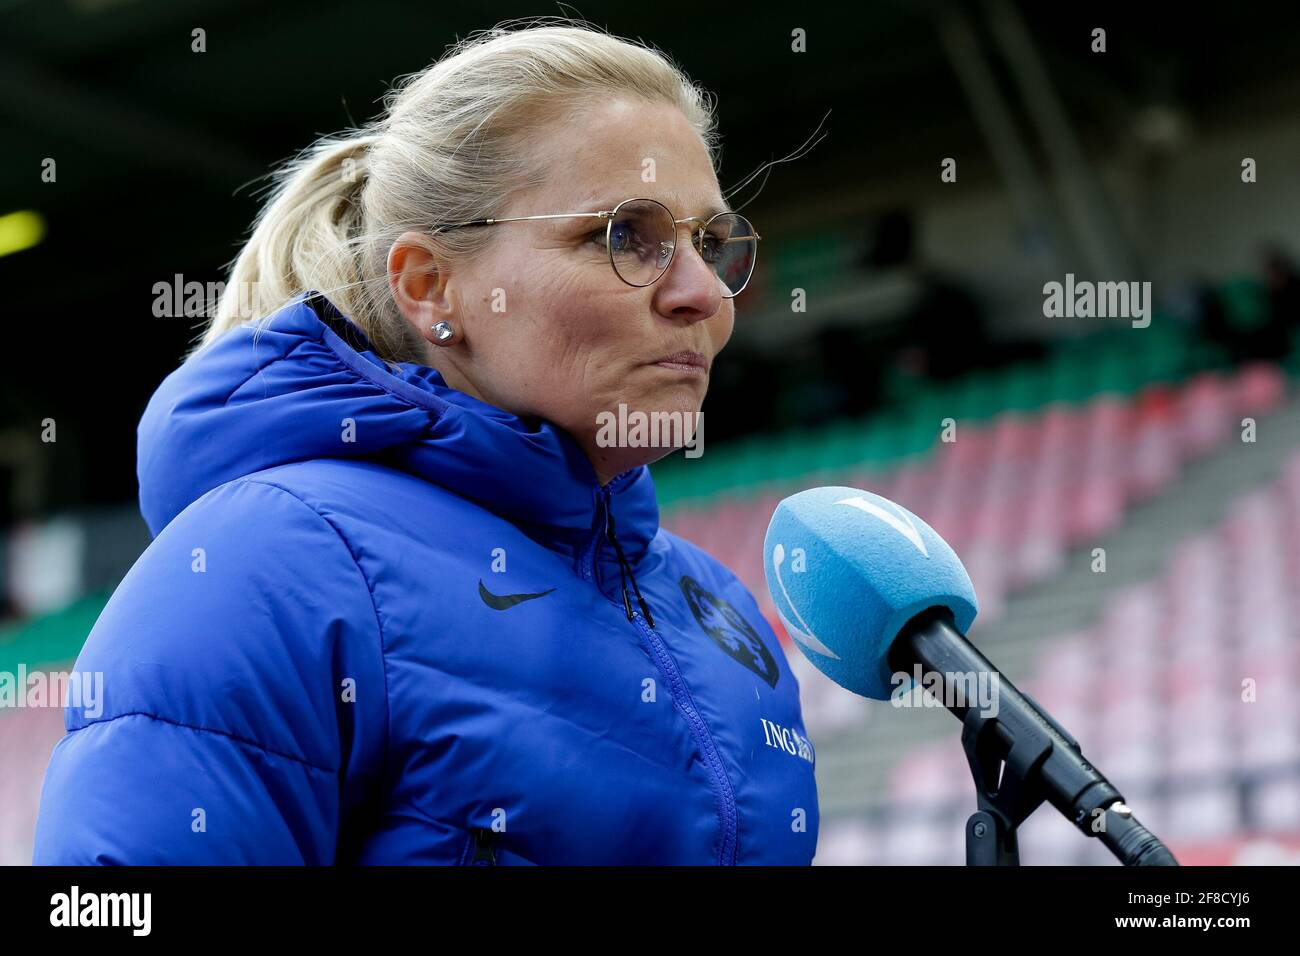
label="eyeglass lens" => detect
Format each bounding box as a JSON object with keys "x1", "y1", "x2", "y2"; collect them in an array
[{"x1": 608, "y1": 200, "x2": 757, "y2": 297}]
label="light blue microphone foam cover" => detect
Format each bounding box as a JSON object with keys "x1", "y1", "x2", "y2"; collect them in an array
[{"x1": 763, "y1": 486, "x2": 978, "y2": 700}]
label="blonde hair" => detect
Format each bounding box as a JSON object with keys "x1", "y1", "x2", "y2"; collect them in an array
[{"x1": 197, "y1": 18, "x2": 720, "y2": 363}]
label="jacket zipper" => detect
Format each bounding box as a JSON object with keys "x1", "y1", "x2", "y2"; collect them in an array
[{"x1": 588, "y1": 481, "x2": 739, "y2": 865}]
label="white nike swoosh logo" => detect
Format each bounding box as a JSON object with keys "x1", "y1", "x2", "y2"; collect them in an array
[
  {"x1": 771, "y1": 543, "x2": 842, "y2": 660},
  {"x1": 835, "y1": 495, "x2": 929, "y2": 556}
]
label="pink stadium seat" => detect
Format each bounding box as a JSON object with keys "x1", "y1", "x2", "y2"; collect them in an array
[
  {"x1": 890, "y1": 748, "x2": 958, "y2": 803},
  {"x1": 0, "y1": 705, "x2": 67, "y2": 865},
  {"x1": 1179, "y1": 373, "x2": 1234, "y2": 454},
  {"x1": 1127, "y1": 414, "x2": 1180, "y2": 497},
  {"x1": 1233, "y1": 362, "x2": 1286, "y2": 413},
  {"x1": 1165, "y1": 785, "x2": 1241, "y2": 841},
  {"x1": 814, "y1": 819, "x2": 876, "y2": 865},
  {"x1": 1248, "y1": 776, "x2": 1300, "y2": 833},
  {"x1": 880, "y1": 819, "x2": 945, "y2": 866}
]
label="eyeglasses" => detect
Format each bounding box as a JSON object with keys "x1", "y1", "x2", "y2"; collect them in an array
[{"x1": 431, "y1": 197, "x2": 761, "y2": 298}]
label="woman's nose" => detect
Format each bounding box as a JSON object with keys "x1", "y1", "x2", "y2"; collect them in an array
[{"x1": 653, "y1": 229, "x2": 723, "y2": 321}]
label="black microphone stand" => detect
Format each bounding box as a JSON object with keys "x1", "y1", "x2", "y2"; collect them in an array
[
  {"x1": 959, "y1": 684, "x2": 1059, "y2": 865},
  {"x1": 890, "y1": 608, "x2": 1179, "y2": 866}
]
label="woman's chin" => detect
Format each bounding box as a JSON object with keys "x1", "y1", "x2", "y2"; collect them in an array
[{"x1": 589, "y1": 393, "x2": 705, "y2": 468}]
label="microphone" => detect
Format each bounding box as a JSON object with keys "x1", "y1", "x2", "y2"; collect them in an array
[{"x1": 763, "y1": 485, "x2": 1177, "y2": 866}]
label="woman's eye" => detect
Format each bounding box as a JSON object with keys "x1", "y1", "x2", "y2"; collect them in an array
[
  {"x1": 592, "y1": 225, "x2": 636, "y2": 252},
  {"x1": 609, "y1": 223, "x2": 637, "y2": 252}
]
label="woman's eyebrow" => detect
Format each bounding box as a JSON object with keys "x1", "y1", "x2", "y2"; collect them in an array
[
  {"x1": 568, "y1": 195, "x2": 618, "y2": 213},
  {"x1": 680, "y1": 201, "x2": 733, "y2": 219}
]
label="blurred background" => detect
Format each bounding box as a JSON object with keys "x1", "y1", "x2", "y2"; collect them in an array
[{"x1": 3, "y1": 0, "x2": 1300, "y2": 865}]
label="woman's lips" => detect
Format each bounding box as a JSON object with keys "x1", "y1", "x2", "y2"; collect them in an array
[{"x1": 652, "y1": 351, "x2": 709, "y2": 375}]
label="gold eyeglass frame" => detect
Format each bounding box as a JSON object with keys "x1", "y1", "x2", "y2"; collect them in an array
[{"x1": 431, "y1": 197, "x2": 761, "y2": 298}]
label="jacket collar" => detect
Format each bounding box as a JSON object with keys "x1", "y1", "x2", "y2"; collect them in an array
[{"x1": 137, "y1": 291, "x2": 660, "y2": 565}]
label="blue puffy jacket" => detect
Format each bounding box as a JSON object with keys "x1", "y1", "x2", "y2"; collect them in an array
[{"x1": 33, "y1": 291, "x2": 819, "y2": 865}]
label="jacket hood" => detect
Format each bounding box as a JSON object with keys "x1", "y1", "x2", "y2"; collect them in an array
[{"x1": 137, "y1": 291, "x2": 660, "y2": 561}]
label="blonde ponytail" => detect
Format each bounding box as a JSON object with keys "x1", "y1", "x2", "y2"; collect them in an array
[{"x1": 195, "y1": 17, "x2": 719, "y2": 364}]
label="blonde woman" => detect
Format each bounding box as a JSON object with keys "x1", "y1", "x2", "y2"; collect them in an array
[{"x1": 34, "y1": 20, "x2": 818, "y2": 865}]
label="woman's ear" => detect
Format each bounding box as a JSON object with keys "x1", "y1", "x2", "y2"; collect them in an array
[{"x1": 388, "y1": 231, "x2": 462, "y2": 346}]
